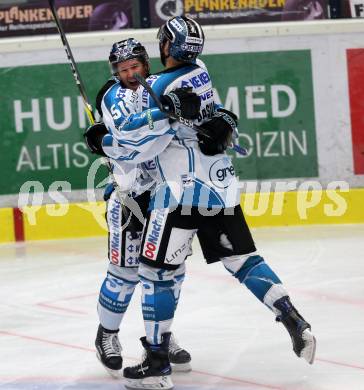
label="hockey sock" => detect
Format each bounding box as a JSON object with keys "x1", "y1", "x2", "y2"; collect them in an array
[
  {"x1": 173, "y1": 271, "x2": 185, "y2": 310},
  {"x1": 140, "y1": 276, "x2": 176, "y2": 345},
  {"x1": 224, "y1": 255, "x2": 288, "y2": 310},
  {"x1": 97, "y1": 271, "x2": 138, "y2": 330}
]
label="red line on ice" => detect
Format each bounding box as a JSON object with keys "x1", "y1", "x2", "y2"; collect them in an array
[
  {"x1": 316, "y1": 357, "x2": 364, "y2": 371},
  {"x1": 0, "y1": 376, "x2": 116, "y2": 383},
  {"x1": 35, "y1": 292, "x2": 97, "y2": 315},
  {"x1": 36, "y1": 302, "x2": 88, "y2": 315},
  {"x1": 0, "y1": 330, "x2": 285, "y2": 389},
  {"x1": 190, "y1": 268, "x2": 364, "y2": 308},
  {"x1": 1, "y1": 329, "x2": 364, "y2": 389},
  {"x1": 0, "y1": 331, "x2": 95, "y2": 352},
  {"x1": 292, "y1": 288, "x2": 364, "y2": 308},
  {"x1": 56, "y1": 292, "x2": 97, "y2": 301}
]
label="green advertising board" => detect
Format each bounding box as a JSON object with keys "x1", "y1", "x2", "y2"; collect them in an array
[
  {"x1": 0, "y1": 61, "x2": 105, "y2": 196},
  {"x1": 202, "y1": 50, "x2": 318, "y2": 180},
  {"x1": 0, "y1": 50, "x2": 317, "y2": 196}
]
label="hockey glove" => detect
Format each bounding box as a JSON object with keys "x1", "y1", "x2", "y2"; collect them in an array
[
  {"x1": 198, "y1": 110, "x2": 237, "y2": 156},
  {"x1": 160, "y1": 87, "x2": 201, "y2": 119},
  {"x1": 83, "y1": 123, "x2": 108, "y2": 156}
]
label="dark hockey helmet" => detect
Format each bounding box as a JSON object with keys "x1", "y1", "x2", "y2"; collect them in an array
[
  {"x1": 109, "y1": 38, "x2": 149, "y2": 75},
  {"x1": 157, "y1": 16, "x2": 204, "y2": 63}
]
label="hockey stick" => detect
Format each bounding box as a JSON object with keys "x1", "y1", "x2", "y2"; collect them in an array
[
  {"x1": 133, "y1": 73, "x2": 247, "y2": 156},
  {"x1": 48, "y1": 0, "x2": 94, "y2": 125},
  {"x1": 48, "y1": 0, "x2": 144, "y2": 225}
]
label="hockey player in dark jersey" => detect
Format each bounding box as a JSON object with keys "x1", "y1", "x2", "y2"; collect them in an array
[
  {"x1": 98, "y1": 18, "x2": 316, "y2": 390},
  {"x1": 84, "y1": 38, "x2": 197, "y2": 378}
]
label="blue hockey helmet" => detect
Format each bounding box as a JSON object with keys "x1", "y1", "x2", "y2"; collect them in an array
[
  {"x1": 157, "y1": 16, "x2": 204, "y2": 63},
  {"x1": 109, "y1": 38, "x2": 149, "y2": 75}
]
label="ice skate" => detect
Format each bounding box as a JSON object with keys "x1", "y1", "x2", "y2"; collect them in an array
[
  {"x1": 95, "y1": 324, "x2": 123, "y2": 378},
  {"x1": 123, "y1": 333, "x2": 173, "y2": 390},
  {"x1": 168, "y1": 333, "x2": 192, "y2": 372},
  {"x1": 274, "y1": 296, "x2": 316, "y2": 364}
]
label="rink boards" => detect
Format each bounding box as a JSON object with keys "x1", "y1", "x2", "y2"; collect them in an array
[
  {"x1": 1, "y1": 188, "x2": 364, "y2": 243},
  {"x1": 1, "y1": 19, "x2": 364, "y2": 205},
  {"x1": 1, "y1": 20, "x2": 364, "y2": 243}
]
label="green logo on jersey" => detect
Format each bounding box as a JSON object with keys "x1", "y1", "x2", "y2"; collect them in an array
[{"x1": 146, "y1": 109, "x2": 155, "y2": 130}]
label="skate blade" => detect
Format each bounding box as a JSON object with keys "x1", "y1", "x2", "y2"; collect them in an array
[
  {"x1": 96, "y1": 351, "x2": 122, "y2": 379},
  {"x1": 301, "y1": 329, "x2": 317, "y2": 364},
  {"x1": 171, "y1": 362, "x2": 192, "y2": 373},
  {"x1": 124, "y1": 375, "x2": 173, "y2": 390}
]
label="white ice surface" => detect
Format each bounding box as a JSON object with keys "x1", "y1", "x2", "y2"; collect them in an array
[{"x1": 0, "y1": 224, "x2": 364, "y2": 390}]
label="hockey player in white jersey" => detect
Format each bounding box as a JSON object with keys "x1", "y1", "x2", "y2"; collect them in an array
[
  {"x1": 99, "y1": 18, "x2": 316, "y2": 390},
  {"x1": 84, "y1": 38, "x2": 200, "y2": 378}
]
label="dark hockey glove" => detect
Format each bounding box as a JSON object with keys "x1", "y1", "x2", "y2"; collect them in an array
[
  {"x1": 160, "y1": 87, "x2": 201, "y2": 119},
  {"x1": 198, "y1": 111, "x2": 237, "y2": 156},
  {"x1": 83, "y1": 123, "x2": 108, "y2": 156}
]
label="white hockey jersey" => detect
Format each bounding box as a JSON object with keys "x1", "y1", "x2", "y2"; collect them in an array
[{"x1": 101, "y1": 60, "x2": 240, "y2": 209}]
